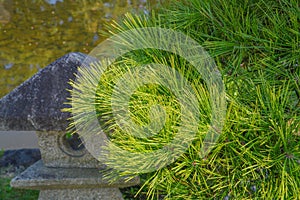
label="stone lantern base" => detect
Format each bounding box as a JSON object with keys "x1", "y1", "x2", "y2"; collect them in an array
[{"x1": 11, "y1": 160, "x2": 139, "y2": 200}]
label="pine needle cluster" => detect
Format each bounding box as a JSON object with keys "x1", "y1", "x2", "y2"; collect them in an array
[{"x1": 66, "y1": 0, "x2": 299, "y2": 199}]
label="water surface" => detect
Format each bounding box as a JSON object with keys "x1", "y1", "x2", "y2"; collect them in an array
[{"x1": 0, "y1": 0, "x2": 158, "y2": 97}]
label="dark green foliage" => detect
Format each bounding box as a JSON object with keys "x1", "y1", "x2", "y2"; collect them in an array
[{"x1": 0, "y1": 178, "x2": 39, "y2": 200}]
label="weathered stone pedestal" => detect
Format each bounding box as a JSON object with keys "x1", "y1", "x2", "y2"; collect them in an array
[
  {"x1": 11, "y1": 160, "x2": 138, "y2": 200},
  {"x1": 0, "y1": 53, "x2": 139, "y2": 199}
]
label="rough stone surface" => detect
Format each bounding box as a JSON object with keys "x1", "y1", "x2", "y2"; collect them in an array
[
  {"x1": 38, "y1": 188, "x2": 124, "y2": 200},
  {"x1": 0, "y1": 148, "x2": 41, "y2": 168},
  {"x1": 36, "y1": 131, "x2": 104, "y2": 168},
  {"x1": 2, "y1": 53, "x2": 141, "y2": 199},
  {"x1": 0, "y1": 52, "x2": 87, "y2": 131},
  {"x1": 11, "y1": 160, "x2": 139, "y2": 190}
]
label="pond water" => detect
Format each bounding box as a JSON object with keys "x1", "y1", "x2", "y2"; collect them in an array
[{"x1": 0, "y1": 0, "x2": 159, "y2": 98}]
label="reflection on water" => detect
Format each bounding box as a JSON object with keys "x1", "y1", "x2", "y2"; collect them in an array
[
  {"x1": 0, "y1": 1, "x2": 10, "y2": 24},
  {"x1": 0, "y1": 0, "x2": 159, "y2": 98}
]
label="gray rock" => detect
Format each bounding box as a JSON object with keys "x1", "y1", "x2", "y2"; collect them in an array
[
  {"x1": 0, "y1": 52, "x2": 87, "y2": 131},
  {"x1": 0, "y1": 148, "x2": 41, "y2": 168}
]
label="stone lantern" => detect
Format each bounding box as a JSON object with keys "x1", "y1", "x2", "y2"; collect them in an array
[{"x1": 0, "y1": 53, "x2": 139, "y2": 200}]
